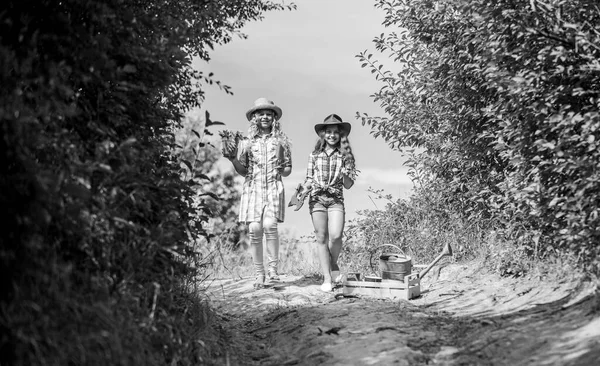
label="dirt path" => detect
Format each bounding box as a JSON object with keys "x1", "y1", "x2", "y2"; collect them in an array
[{"x1": 206, "y1": 263, "x2": 599, "y2": 365}]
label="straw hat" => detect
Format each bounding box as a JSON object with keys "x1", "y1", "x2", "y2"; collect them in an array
[
  {"x1": 314, "y1": 114, "x2": 351, "y2": 135},
  {"x1": 245, "y1": 97, "x2": 283, "y2": 121}
]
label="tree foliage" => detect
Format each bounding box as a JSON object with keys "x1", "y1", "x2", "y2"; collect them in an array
[
  {"x1": 357, "y1": 0, "x2": 600, "y2": 272},
  {"x1": 173, "y1": 112, "x2": 246, "y2": 251},
  {"x1": 0, "y1": 0, "x2": 294, "y2": 364}
]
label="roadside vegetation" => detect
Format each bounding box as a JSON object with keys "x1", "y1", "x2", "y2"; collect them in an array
[
  {"x1": 2, "y1": 0, "x2": 599, "y2": 365},
  {"x1": 353, "y1": 0, "x2": 600, "y2": 279},
  {"x1": 1, "y1": 1, "x2": 294, "y2": 365}
]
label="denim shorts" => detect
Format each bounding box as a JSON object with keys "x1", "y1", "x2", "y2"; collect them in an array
[{"x1": 309, "y1": 194, "x2": 345, "y2": 214}]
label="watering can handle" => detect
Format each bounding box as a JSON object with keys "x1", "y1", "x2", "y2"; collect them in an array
[{"x1": 368, "y1": 244, "x2": 408, "y2": 275}]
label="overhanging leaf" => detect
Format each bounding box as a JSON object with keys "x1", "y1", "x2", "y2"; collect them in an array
[
  {"x1": 199, "y1": 192, "x2": 220, "y2": 200},
  {"x1": 181, "y1": 160, "x2": 193, "y2": 172}
]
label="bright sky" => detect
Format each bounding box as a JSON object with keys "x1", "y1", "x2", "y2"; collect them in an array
[{"x1": 194, "y1": 0, "x2": 414, "y2": 237}]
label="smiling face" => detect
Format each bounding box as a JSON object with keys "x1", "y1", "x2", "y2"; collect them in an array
[
  {"x1": 323, "y1": 125, "x2": 341, "y2": 148},
  {"x1": 253, "y1": 109, "x2": 276, "y2": 133}
]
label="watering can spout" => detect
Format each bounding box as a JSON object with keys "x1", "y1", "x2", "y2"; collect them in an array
[{"x1": 419, "y1": 243, "x2": 453, "y2": 279}]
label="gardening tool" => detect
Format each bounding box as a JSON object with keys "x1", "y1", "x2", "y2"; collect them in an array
[
  {"x1": 418, "y1": 242, "x2": 453, "y2": 279},
  {"x1": 369, "y1": 244, "x2": 412, "y2": 282},
  {"x1": 287, "y1": 183, "x2": 310, "y2": 211}
]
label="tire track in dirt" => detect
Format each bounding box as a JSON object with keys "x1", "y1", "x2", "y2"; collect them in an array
[{"x1": 206, "y1": 264, "x2": 599, "y2": 365}]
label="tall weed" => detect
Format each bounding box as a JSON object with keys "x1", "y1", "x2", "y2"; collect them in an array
[
  {"x1": 342, "y1": 188, "x2": 485, "y2": 276},
  {"x1": 199, "y1": 229, "x2": 322, "y2": 281}
]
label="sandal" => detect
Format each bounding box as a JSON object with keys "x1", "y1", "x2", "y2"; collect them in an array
[
  {"x1": 268, "y1": 270, "x2": 280, "y2": 281},
  {"x1": 253, "y1": 275, "x2": 266, "y2": 290}
]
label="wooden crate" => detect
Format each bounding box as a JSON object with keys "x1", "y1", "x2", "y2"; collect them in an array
[{"x1": 341, "y1": 273, "x2": 421, "y2": 300}]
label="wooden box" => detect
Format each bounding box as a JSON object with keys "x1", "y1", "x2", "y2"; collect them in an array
[{"x1": 341, "y1": 273, "x2": 421, "y2": 300}]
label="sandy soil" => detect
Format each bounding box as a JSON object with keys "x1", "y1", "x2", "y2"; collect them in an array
[{"x1": 206, "y1": 263, "x2": 599, "y2": 365}]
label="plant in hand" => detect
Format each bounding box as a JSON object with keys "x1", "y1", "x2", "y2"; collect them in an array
[{"x1": 219, "y1": 129, "x2": 245, "y2": 159}]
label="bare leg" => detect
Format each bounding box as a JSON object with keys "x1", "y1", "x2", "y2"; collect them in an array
[
  {"x1": 312, "y1": 210, "x2": 332, "y2": 288},
  {"x1": 327, "y1": 210, "x2": 345, "y2": 270}
]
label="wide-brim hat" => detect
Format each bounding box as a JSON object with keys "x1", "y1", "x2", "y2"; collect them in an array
[
  {"x1": 246, "y1": 97, "x2": 283, "y2": 121},
  {"x1": 314, "y1": 114, "x2": 351, "y2": 136}
]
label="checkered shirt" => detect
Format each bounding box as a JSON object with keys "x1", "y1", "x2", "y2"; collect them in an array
[{"x1": 305, "y1": 148, "x2": 346, "y2": 201}]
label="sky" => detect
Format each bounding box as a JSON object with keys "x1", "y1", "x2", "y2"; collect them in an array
[{"x1": 193, "y1": 0, "x2": 415, "y2": 237}]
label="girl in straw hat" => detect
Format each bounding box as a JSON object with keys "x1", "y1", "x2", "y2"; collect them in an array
[
  {"x1": 299, "y1": 114, "x2": 357, "y2": 292},
  {"x1": 224, "y1": 98, "x2": 292, "y2": 289}
]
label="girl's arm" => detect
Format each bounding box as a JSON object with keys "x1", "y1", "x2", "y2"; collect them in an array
[
  {"x1": 281, "y1": 166, "x2": 292, "y2": 177},
  {"x1": 342, "y1": 174, "x2": 354, "y2": 189},
  {"x1": 342, "y1": 152, "x2": 355, "y2": 189},
  {"x1": 228, "y1": 156, "x2": 247, "y2": 176},
  {"x1": 303, "y1": 154, "x2": 315, "y2": 189},
  {"x1": 279, "y1": 144, "x2": 292, "y2": 177}
]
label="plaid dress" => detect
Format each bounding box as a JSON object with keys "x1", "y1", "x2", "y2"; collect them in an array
[
  {"x1": 238, "y1": 134, "x2": 291, "y2": 223},
  {"x1": 305, "y1": 148, "x2": 346, "y2": 202}
]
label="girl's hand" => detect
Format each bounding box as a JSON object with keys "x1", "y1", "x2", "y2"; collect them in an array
[
  {"x1": 276, "y1": 143, "x2": 284, "y2": 167},
  {"x1": 301, "y1": 181, "x2": 313, "y2": 193},
  {"x1": 224, "y1": 144, "x2": 238, "y2": 160},
  {"x1": 221, "y1": 137, "x2": 237, "y2": 159},
  {"x1": 341, "y1": 153, "x2": 358, "y2": 182},
  {"x1": 219, "y1": 130, "x2": 244, "y2": 159},
  {"x1": 343, "y1": 153, "x2": 355, "y2": 170}
]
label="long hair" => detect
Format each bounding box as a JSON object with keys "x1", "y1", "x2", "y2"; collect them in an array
[
  {"x1": 312, "y1": 129, "x2": 328, "y2": 153},
  {"x1": 313, "y1": 128, "x2": 357, "y2": 179},
  {"x1": 247, "y1": 114, "x2": 292, "y2": 152},
  {"x1": 312, "y1": 129, "x2": 353, "y2": 157}
]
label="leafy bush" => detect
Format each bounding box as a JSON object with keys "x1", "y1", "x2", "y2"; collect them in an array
[
  {"x1": 0, "y1": 0, "x2": 295, "y2": 364},
  {"x1": 343, "y1": 188, "x2": 481, "y2": 277},
  {"x1": 174, "y1": 113, "x2": 246, "y2": 251},
  {"x1": 357, "y1": 0, "x2": 600, "y2": 274}
]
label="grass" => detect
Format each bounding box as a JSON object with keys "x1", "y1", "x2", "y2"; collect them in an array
[
  {"x1": 481, "y1": 233, "x2": 586, "y2": 283},
  {"x1": 200, "y1": 232, "x2": 322, "y2": 281},
  {"x1": 10, "y1": 208, "x2": 578, "y2": 366}
]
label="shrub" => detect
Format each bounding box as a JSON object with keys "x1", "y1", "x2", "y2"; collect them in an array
[
  {"x1": 357, "y1": 0, "x2": 600, "y2": 274},
  {"x1": 0, "y1": 0, "x2": 295, "y2": 364}
]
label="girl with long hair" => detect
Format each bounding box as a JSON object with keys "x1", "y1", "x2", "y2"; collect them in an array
[
  {"x1": 225, "y1": 98, "x2": 292, "y2": 289},
  {"x1": 301, "y1": 114, "x2": 357, "y2": 292}
]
